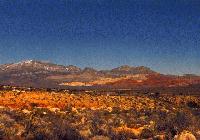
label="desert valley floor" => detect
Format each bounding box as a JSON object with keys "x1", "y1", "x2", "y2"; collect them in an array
[{"x1": 0, "y1": 88, "x2": 200, "y2": 140}]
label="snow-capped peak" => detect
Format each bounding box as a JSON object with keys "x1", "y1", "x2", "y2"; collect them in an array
[
  {"x1": 22, "y1": 60, "x2": 33, "y2": 64},
  {"x1": 0, "y1": 60, "x2": 82, "y2": 73},
  {"x1": 13, "y1": 60, "x2": 34, "y2": 66}
]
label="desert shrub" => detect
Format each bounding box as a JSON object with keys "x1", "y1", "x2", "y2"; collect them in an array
[
  {"x1": 0, "y1": 130, "x2": 4, "y2": 138},
  {"x1": 34, "y1": 133, "x2": 45, "y2": 140},
  {"x1": 150, "y1": 92, "x2": 160, "y2": 98},
  {"x1": 144, "y1": 109, "x2": 152, "y2": 116},
  {"x1": 192, "y1": 109, "x2": 200, "y2": 117},
  {"x1": 156, "y1": 114, "x2": 177, "y2": 138},
  {"x1": 140, "y1": 128, "x2": 154, "y2": 139},
  {"x1": 30, "y1": 103, "x2": 38, "y2": 108},
  {"x1": 24, "y1": 112, "x2": 84, "y2": 140},
  {"x1": 173, "y1": 111, "x2": 194, "y2": 131},
  {"x1": 46, "y1": 88, "x2": 52, "y2": 92},
  {"x1": 111, "y1": 131, "x2": 138, "y2": 140},
  {"x1": 187, "y1": 101, "x2": 199, "y2": 109},
  {"x1": 33, "y1": 108, "x2": 50, "y2": 117},
  {"x1": 90, "y1": 120, "x2": 100, "y2": 135},
  {"x1": 156, "y1": 122, "x2": 178, "y2": 139},
  {"x1": 156, "y1": 110, "x2": 197, "y2": 139},
  {"x1": 63, "y1": 128, "x2": 84, "y2": 140},
  {"x1": 111, "y1": 107, "x2": 121, "y2": 114}
]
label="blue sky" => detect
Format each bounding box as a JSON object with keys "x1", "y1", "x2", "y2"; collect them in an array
[{"x1": 0, "y1": 0, "x2": 199, "y2": 75}]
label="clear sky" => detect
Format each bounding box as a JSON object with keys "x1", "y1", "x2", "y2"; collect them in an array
[{"x1": 0, "y1": 0, "x2": 199, "y2": 75}]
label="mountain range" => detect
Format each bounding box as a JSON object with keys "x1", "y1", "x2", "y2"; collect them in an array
[{"x1": 0, "y1": 60, "x2": 200, "y2": 92}]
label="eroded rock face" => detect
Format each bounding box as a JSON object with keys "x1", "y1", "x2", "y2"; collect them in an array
[{"x1": 174, "y1": 131, "x2": 196, "y2": 140}]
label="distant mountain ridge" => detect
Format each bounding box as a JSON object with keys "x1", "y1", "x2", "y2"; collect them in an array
[
  {"x1": 0, "y1": 60, "x2": 81, "y2": 73},
  {"x1": 110, "y1": 65, "x2": 156, "y2": 75},
  {"x1": 0, "y1": 60, "x2": 199, "y2": 90},
  {"x1": 0, "y1": 60, "x2": 156, "y2": 75}
]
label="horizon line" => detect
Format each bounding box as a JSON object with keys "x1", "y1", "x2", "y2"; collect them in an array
[{"x1": 0, "y1": 59, "x2": 199, "y2": 76}]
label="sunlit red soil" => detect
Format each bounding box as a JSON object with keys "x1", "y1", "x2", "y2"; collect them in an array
[
  {"x1": 58, "y1": 74, "x2": 200, "y2": 90},
  {"x1": 106, "y1": 74, "x2": 200, "y2": 88},
  {"x1": 0, "y1": 91, "x2": 156, "y2": 111}
]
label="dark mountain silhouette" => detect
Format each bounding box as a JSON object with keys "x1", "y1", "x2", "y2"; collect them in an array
[
  {"x1": 110, "y1": 65, "x2": 157, "y2": 75},
  {"x1": 0, "y1": 60, "x2": 199, "y2": 90}
]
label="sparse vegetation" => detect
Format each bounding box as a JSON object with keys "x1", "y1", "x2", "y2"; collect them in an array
[{"x1": 0, "y1": 88, "x2": 200, "y2": 139}]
